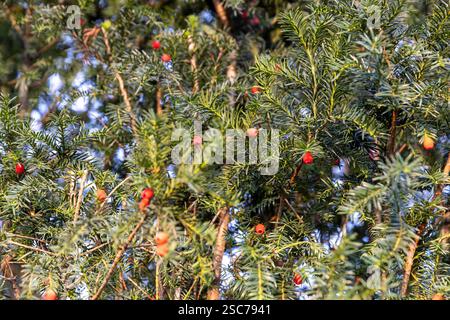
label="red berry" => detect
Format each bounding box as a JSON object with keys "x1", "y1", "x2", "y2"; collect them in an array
[
  {"x1": 161, "y1": 54, "x2": 171, "y2": 62},
  {"x1": 302, "y1": 151, "x2": 313, "y2": 165},
  {"x1": 154, "y1": 232, "x2": 169, "y2": 245},
  {"x1": 141, "y1": 188, "x2": 155, "y2": 200},
  {"x1": 293, "y1": 274, "x2": 303, "y2": 285},
  {"x1": 241, "y1": 10, "x2": 249, "y2": 19},
  {"x1": 15, "y1": 163, "x2": 25, "y2": 175},
  {"x1": 255, "y1": 224, "x2": 265, "y2": 235},
  {"x1": 96, "y1": 189, "x2": 107, "y2": 202},
  {"x1": 151, "y1": 40, "x2": 161, "y2": 50},
  {"x1": 42, "y1": 289, "x2": 58, "y2": 300},
  {"x1": 250, "y1": 86, "x2": 260, "y2": 94}
]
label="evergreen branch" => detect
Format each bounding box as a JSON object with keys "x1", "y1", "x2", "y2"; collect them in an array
[
  {"x1": 127, "y1": 276, "x2": 153, "y2": 300},
  {"x1": 91, "y1": 212, "x2": 149, "y2": 300},
  {"x1": 100, "y1": 27, "x2": 138, "y2": 136},
  {"x1": 5, "y1": 241, "x2": 56, "y2": 256}
]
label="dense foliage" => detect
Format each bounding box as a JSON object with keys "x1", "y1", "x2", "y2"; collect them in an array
[{"x1": 0, "y1": 0, "x2": 448, "y2": 300}]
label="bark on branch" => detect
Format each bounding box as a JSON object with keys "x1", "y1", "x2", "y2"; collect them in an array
[
  {"x1": 207, "y1": 207, "x2": 229, "y2": 300},
  {"x1": 400, "y1": 223, "x2": 425, "y2": 297},
  {"x1": 91, "y1": 212, "x2": 148, "y2": 300}
]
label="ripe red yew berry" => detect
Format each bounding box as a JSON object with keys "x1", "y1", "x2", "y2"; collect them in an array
[
  {"x1": 15, "y1": 163, "x2": 25, "y2": 175},
  {"x1": 241, "y1": 10, "x2": 249, "y2": 19},
  {"x1": 303, "y1": 151, "x2": 313, "y2": 165},
  {"x1": 161, "y1": 54, "x2": 172, "y2": 62},
  {"x1": 141, "y1": 188, "x2": 154, "y2": 200},
  {"x1": 151, "y1": 40, "x2": 161, "y2": 50},
  {"x1": 293, "y1": 274, "x2": 303, "y2": 285},
  {"x1": 255, "y1": 224, "x2": 265, "y2": 235},
  {"x1": 154, "y1": 232, "x2": 169, "y2": 245},
  {"x1": 42, "y1": 289, "x2": 58, "y2": 300},
  {"x1": 156, "y1": 243, "x2": 169, "y2": 257},
  {"x1": 96, "y1": 189, "x2": 107, "y2": 202},
  {"x1": 139, "y1": 197, "x2": 150, "y2": 212},
  {"x1": 250, "y1": 86, "x2": 260, "y2": 94},
  {"x1": 423, "y1": 135, "x2": 435, "y2": 150}
]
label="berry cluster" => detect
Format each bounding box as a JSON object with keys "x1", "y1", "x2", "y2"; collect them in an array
[
  {"x1": 155, "y1": 231, "x2": 169, "y2": 257},
  {"x1": 139, "y1": 188, "x2": 155, "y2": 212}
]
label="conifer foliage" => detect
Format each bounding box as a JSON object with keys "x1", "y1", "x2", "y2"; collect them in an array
[{"x1": 0, "y1": 0, "x2": 448, "y2": 300}]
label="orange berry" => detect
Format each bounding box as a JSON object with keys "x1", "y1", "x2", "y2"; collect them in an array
[
  {"x1": 423, "y1": 135, "x2": 435, "y2": 150},
  {"x1": 255, "y1": 224, "x2": 265, "y2": 235},
  {"x1": 141, "y1": 188, "x2": 155, "y2": 200},
  {"x1": 161, "y1": 54, "x2": 171, "y2": 62},
  {"x1": 432, "y1": 293, "x2": 445, "y2": 300},
  {"x1": 139, "y1": 197, "x2": 150, "y2": 212},
  {"x1": 96, "y1": 189, "x2": 107, "y2": 202},
  {"x1": 42, "y1": 288, "x2": 58, "y2": 300},
  {"x1": 154, "y1": 232, "x2": 169, "y2": 245},
  {"x1": 156, "y1": 243, "x2": 169, "y2": 257}
]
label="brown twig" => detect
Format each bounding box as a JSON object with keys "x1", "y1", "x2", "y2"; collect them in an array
[
  {"x1": 156, "y1": 85, "x2": 163, "y2": 115},
  {"x1": 401, "y1": 154, "x2": 450, "y2": 297},
  {"x1": 6, "y1": 233, "x2": 48, "y2": 244},
  {"x1": 80, "y1": 242, "x2": 109, "y2": 257},
  {"x1": 100, "y1": 27, "x2": 137, "y2": 135},
  {"x1": 0, "y1": 255, "x2": 21, "y2": 299},
  {"x1": 284, "y1": 198, "x2": 303, "y2": 223},
  {"x1": 387, "y1": 110, "x2": 397, "y2": 156},
  {"x1": 73, "y1": 170, "x2": 89, "y2": 223},
  {"x1": 434, "y1": 153, "x2": 450, "y2": 199},
  {"x1": 207, "y1": 207, "x2": 229, "y2": 300},
  {"x1": 98, "y1": 176, "x2": 132, "y2": 211},
  {"x1": 188, "y1": 35, "x2": 200, "y2": 94},
  {"x1": 91, "y1": 212, "x2": 148, "y2": 300},
  {"x1": 289, "y1": 162, "x2": 303, "y2": 184},
  {"x1": 212, "y1": 0, "x2": 229, "y2": 27},
  {"x1": 400, "y1": 223, "x2": 425, "y2": 297},
  {"x1": 127, "y1": 276, "x2": 153, "y2": 299},
  {"x1": 6, "y1": 241, "x2": 56, "y2": 256}
]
